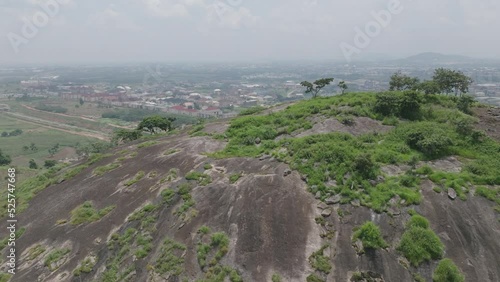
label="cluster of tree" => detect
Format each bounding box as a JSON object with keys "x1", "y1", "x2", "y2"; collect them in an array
[
  {"x1": 75, "y1": 142, "x2": 113, "y2": 157},
  {"x1": 29, "y1": 159, "x2": 58, "y2": 169},
  {"x1": 374, "y1": 90, "x2": 476, "y2": 121},
  {"x1": 137, "y1": 115, "x2": 175, "y2": 134},
  {"x1": 34, "y1": 103, "x2": 68, "y2": 114},
  {"x1": 0, "y1": 149, "x2": 12, "y2": 166},
  {"x1": 22, "y1": 143, "x2": 38, "y2": 152},
  {"x1": 374, "y1": 91, "x2": 423, "y2": 120},
  {"x1": 102, "y1": 109, "x2": 197, "y2": 126},
  {"x1": 111, "y1": 115, "x2": 177, "y2": 144},
  {"x1": 389, "y1": 68, "x2": 473, "y2": 96},
  {"x1": 1, "y1": 129, "x2": 23, "y2": 137}
]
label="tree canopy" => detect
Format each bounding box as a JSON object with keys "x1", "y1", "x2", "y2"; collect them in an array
[
  {"x1": 113, "y1": 129, "x2": 143, "y2": 143},
  {"x1": 432, "y1": 68, "x2": 473, "y2": 96},
  {"x1": 338, "y1": 81, "x2": 348, "y2": 94},
  {"x1": 137, "y1": 115, "x2": 175, "y2": 134},
  {"x1": 389, "y1": 71, "x2": 420, "y2": 91},
  {"x1": 0, "y1": 149, "x2": 12, "y2": 166},
  {"x1": 300, "y1": 78, "x2": 334, "y2": 98}
]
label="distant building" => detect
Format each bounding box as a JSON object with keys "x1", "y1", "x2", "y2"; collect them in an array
[
  {"x1": 169, "y1": 105, "x2": 198, "y2": 116},
  {"x1": 199, "y1": 107, "x2": 222, "y2": 118}
]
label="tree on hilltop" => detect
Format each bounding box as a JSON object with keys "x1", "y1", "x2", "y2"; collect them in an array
[
  {"x1": 433, "y1": 68, "x2": 473, "y2": 96},
  {"x1": 137, "y1": 115, "x2": 175, "y2": 134},
  {"x1": 300, "y1": 78, "x2": 334, "y2": 98},
  {"x1": 338, "y1": 81, "x2": 348, "y2": 94},
  {"x1": 389, "y1": 71, "x2": 420, "y2": 91}
]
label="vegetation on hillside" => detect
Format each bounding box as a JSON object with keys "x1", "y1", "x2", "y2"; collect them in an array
[
  {"x1": 212, "y1": 90, "x2": 500, "y2": 213},
  {"x1": 397, "y1": 214, "x2": 444, "y2": 266},
  {"x1": 352, "y1": 222, "x2": 388, "y2": 251},
  {"x1": 70, "y1": 201, "x2": 116, "y2": 225},
  {"x1": 433, "y1": 258, "x2": 465, "y2": 282}
]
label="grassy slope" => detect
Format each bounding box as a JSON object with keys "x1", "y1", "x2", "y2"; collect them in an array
[
  {"x1": 0, "y1": 114, "x2": 96, "y2": 165},
  {"x1": 212, "y1": 92, "x2": 500, "y2": 213}
]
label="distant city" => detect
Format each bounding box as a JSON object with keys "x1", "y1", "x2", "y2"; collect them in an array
[{"x1": 1, "y1": 53, "x2": 500, "y2": 120}]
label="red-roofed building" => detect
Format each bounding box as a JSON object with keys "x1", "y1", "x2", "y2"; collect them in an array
[{"x1": 169, "y1": 105, "x2": 199, "y2": 116}]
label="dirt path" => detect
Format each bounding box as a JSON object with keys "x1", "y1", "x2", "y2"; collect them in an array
[
  {"x1": 21, "y1": 104, "x2": 132, "y2": 129},
  {"x1": 3, "y1": 112, "x2": 110, "y2": 141}
]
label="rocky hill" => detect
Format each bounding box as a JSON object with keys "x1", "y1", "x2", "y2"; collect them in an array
[{"x1": 1, "y1": 92, "x2": 499, "y2": 282}]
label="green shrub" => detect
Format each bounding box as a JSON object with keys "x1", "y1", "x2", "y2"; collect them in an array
[
  {"x1": 239, "y1": 106, "x2": 266, "y2": 116},
  {"x1": 272, "y1": 273, "x2": 282, "y2": 282},
  {"x1": 382, "y1": 116, "x2": 399, "y2": 126},
  {"x1": 433, "y1": 258, "x2": 464, "y2": 282},
  {"x1": 308, "y1": 245, "x2": 331, "y2": 274},
  {"x1": 124, "y1": 171, "x2": 145, "y2": 186},
  {"x1": 74, "y1": 256, "x2": 97, "y2": 276},
  {"x1": 229, "y1": 173, "x2": 242, "y2": 184},
  {"x1": 70, "y1": 201, "x2": 115, "y2": 225},
  {"x1": 353, "y1": 154, "x2": 377, "y2": 179},
  {"x1": 306, "y1": 273, "x2": 325, "y2": 282},
  {"x1": 93, "y1": 162, "x2": 120, "y2": 176},
  {"x1": 397, "y1": 122, "x2": 453, "y2": 158},
  {"x1": 154, "y1": 238, "x2": 186, "y2": 277},
  {"x1": 352, "y1": 222, "x2": 388, "y2": 250},
  {"x1": 374, "y1": 93, "x2": 401, "y2": 116},
  {"x1": 27, "y1": 245, "x2": 46, "y2": 261},
  {"x1": 406, "y1": 215, "x2": 430, "y2": 229},
  {"x1": 137, "y1": 141, "x2": 158, "y2": 149},
  {"x1": 185, "y1": 171, "x2": 212, "y2": 186},
  {"x1": 45, "y1": 248, "x2": 71, "y2": 270},
  {"x1": 161, "y1": 189, "x2": 176, "y2": 204},
  {"x1": 397, "y1": 215, "x2": 444, "y2": 266}
]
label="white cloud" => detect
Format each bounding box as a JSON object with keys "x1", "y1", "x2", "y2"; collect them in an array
[
  {"x1": 88, "y1": 5, "x2": 141, "y2": 31},
  {"x1": 205, "y1": 3, "x2": 258, "y2": 29},
  {"x1": 140, "y1": 0, "x2": 204, "y2": 18}
]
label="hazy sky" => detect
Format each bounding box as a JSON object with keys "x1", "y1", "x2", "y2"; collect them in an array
[{"x1": 1, "y1": 0, "x2": 499, "y2": 64}]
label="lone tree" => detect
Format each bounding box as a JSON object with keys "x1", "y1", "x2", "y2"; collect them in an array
[
  {"x1": 433, "y1": 68, "x2": 473, "y2": 96},
  {"x1": 137, "y1": 115, "x2": 175, "y2": 134},
  {"x1": 389, "y1": 71, "x2": 420, "y2": 91},
  {"x1": 79, "y1": 97, "x2": 85, "y2": 106},
  {"x1": 48, "y1": 143, "x2": 60, "y2": 157},
  {"x1": 44, "y1": 160, "x2": 57, "y2": 168},
  {"x1": 29, "y1": 159, "x2": 38, "y2": 169},
  {"x1": 300, "y1": 78, "x2": 334, "y2": 98},
  {"x1": 338, "y1": 81, "x2": 348, "y2": 94},
  {"x1": 0, "y1": 149, "x2": 12, "y2": 166}
]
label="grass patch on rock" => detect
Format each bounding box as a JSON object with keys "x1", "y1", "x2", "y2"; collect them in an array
[
  {"x1": 352, "y1": 221, "x2": 388, "y2": 251},
  {"x1": 124, "y1": 171, "x2": 146, "y2": 186},
  {"x1": 433, "y1": 258, "x2": 465, "y2": 282},
  {"x1": 45, "y1": 248, "x2": 71, "y2": 271},
  {"x1": 70, "y1": 201, "x2": 116, "y2": 225},
  {"x1": 397, "y1": 214, "x2": 444, "y2": 266}
]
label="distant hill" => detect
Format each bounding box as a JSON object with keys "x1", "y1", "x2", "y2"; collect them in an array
[{"x1": 395, "y1": 52, "x2": 476, "y2": 65}]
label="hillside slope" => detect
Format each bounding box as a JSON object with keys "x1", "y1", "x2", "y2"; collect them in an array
[{"x1": 1, "y1": 92, "x2": 500, "y2": 282}]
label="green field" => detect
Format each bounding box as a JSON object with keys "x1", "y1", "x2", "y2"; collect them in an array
[{"x1": 0, "y1": 114, "x2": 97, "y2": 166}]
